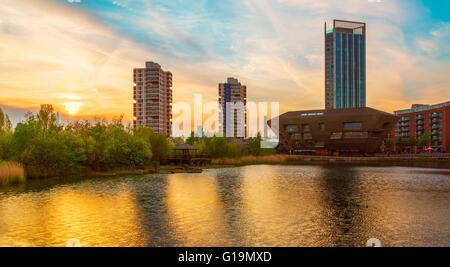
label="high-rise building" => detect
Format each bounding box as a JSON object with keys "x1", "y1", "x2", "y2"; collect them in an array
[
  {"x1": 325, "y1": 19, "x2": 366, "y2": 109},
  {"x1": 133, "y1": 61, "x2": 173, "y2": 136},
  {"x1": 218, "y1": 77, "x2": 247, "y2": 138}
]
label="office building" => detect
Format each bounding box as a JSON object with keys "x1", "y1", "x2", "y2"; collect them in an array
[
  {"x1": 325, "y1": 19, "x2": 366, "y2": 109},
  {"x1": 218, "y1": 77, "x2": 247, "y2": 137},
  {"x1": 133, "y1": 61, "x2": 173, "y2": 136},
  {"x1": 272, "y1": 107, "x2": 397, "y2": 155}
]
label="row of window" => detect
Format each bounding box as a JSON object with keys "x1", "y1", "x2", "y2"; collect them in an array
[
  {"x1": 291, "y1": 131, "x2": 369, "y2": 141},
  {"x1": 285, "y1": 122, "x2": 362, "y2": 133}
]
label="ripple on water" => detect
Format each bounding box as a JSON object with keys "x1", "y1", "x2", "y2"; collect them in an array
[{"x1": 0, "y1": 165, "x2": 449, "y2": 246}]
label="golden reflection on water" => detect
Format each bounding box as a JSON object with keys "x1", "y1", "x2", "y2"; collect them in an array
[
  {"x1": 238, "y1": 165, "x2": 329, "y2": 246},
  {"x1": 164, "y1": 174, "x2": 230, "y2": 246},
  {"x1": 0, "y1": 183, "x2": 147, "y2": 247},
  {"x1": 1, "y1": 166, "x2": 449, "y2": 247}
]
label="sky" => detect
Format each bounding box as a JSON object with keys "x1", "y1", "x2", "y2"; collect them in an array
[{"x1": 0, "y1": 0, "x2": 449, "y2": 125}]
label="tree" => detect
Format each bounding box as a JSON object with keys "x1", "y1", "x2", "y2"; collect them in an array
[
  {"x1": 0, "y1": 108, "x2": 12, "y2": 134},
  {"x1": 10, "y1": 119, "x2": 42, "y2": 160},
  {"x1": 407, "y1": 137, "x2": 417, "y2": 153},
  {"x1": 407, "y1": 137, "x2": 417, "y2": 147},
  {"x1": 37, "y1": 104, "x2": 57, "y2": 132},
  {"x1": 384, "y1": 139, "x2": 393, "y2": 150},
  {"x1": 20, "y1": 132, "x2": 78, "y2": 177},
  {"x1": 395, "y1": 138, "x2": 407, "y2": 151},
  {"x1": 0, "y1": 108, "x2": 13, "y2": 160},
  {"x1": 149, "y1": 133, "x2": 169, "y2": 163},
  {"x1": 250, "y1": 133, "x2": 263, "y2": 156},
  {"x1": 186, "y1": 131, "x2": 196, "y2": 145},
  {"x1": 417, "y1": 134, "x2": 430, "y2": 148}
]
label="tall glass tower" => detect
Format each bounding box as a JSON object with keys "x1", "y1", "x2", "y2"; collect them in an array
[{"x1": 325, "y1": 19, "x2": 366, "y2": 109}]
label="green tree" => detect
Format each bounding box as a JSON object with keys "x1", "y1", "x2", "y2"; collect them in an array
[
  {"x1": 149, "y1": 133, "x2": 169, "y2": 163},
  {"x1": 395, "y1": 138, "x2": 407, "y2": 151},
  {"x1": 0, "y1": 108, "x2": 13, "y2": 160},
  {"x1": 417, "y1": 134, "x2": 430, "y2": 148},
  {"x1": 20, "y1": 132, "x2": 78, "y2": 177},
  {"x1": 0, "y1": 108, "x2": 12, "y2": 134},
  {"x1": 10, "y1": 120, "x2": 42, "y2": 160},
  {"x1": 186, "y1": 131, "x2": 196, "y2": 145},
  {"x1": 407, "y1": 137, "x2": 417, "y2": 147},
  {"x1": 37, "y1": 104, "x2": 57, "y2": 132},
  {"x1": 250, "y1": 133, "x2": 263, "y2": 156}
]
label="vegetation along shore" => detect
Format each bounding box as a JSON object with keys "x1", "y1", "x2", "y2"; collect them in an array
[{"x1": 1, "y1": 105, "x2": 448, "y2": 186}]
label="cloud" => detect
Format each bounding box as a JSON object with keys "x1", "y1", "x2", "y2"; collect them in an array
[
  {"x1": 0, "y1": 0, "x2": 449, "y2": 125},
  {"x1": 0, "y1": 0, "x2": 155, "y2": 121}
]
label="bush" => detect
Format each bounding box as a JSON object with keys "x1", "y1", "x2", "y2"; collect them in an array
[{"x1": 0, "y1": 105, "x2": 166, "y2": 178}]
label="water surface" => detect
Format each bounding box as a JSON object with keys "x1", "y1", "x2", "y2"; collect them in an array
[{"x1": 0, "y1": 165, "x2": 449, "y2": 247}]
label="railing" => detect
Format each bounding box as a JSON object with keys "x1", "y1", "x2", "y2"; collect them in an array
[{"x1": 376, "y1": 153, "x2": 450, "y2": 158}]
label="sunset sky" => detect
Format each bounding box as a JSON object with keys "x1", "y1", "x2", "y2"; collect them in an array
[{"x1": 0, "y1": 0, "x2": 449, "y2": 125}]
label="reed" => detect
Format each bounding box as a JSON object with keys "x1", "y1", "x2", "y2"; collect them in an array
[{"x1": 0, "y1": 162, "x2": 26, "y2": 186}]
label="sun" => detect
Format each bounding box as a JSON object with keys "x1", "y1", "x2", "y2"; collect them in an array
[{"x1": 63, "y1": 102, "x2": 84, "y2": 115}]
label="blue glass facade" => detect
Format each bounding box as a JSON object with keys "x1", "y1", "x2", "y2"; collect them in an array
[
  {"x1": 335, "y1": 33, "x2": 341, "y2": 109},
  {"x1": 325, "y1": 20, "x2": 366, "y2": 109},
  {"x1": 359, "y1": 37, "x2": 365, "y2": 107}
]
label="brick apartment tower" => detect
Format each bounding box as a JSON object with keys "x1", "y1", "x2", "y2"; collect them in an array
[
  {"x1": 133, "y1": 61, "x2": 173, "y2": 136},
  {"x1": 218, "y1": 77, "x2": 247, "y2": 138}
]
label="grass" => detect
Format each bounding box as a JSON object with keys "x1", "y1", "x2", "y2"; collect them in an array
[{"x1": 0, "y1": 162, "x2": 26, "y2": 186}]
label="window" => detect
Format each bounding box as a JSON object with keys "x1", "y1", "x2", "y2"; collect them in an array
[
  {"x1": 302, "y1": 124, "x2": 310, "y2": 132},
  {"x1": 303, "y1": 133, "x2": 312, "y2": 140},
  {"x1": 319, "y1": 123, "x2": 325, "y2": 131},
  {"x1": 315, "y1": 141, "x2": 325, "y2": 148},
  {"x1": 285, "y1": 125, "x2": 299, "y2": 133},
  {"x1": 343, "y1": 122, "x2": 362, "y2": 131},
  {"x1": 330, "y1": 132, "x2": 343, "y2": 140},
  {"x1": 344, "y1": 132, "x2": 368, "y2": 139},
  {"x1": 291, "y1": 133, "x2": 302, "y2": 140}
]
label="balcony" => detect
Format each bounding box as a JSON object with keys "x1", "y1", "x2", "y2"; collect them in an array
[
  {"x1": 415, "y1": 115, "x2": 425, "y2": 120},
  {"x1": 431, "y1": 112, "x2": 441, "y2": 118}
]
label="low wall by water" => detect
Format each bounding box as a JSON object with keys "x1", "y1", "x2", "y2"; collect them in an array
[{"x1": 288, "y1": 155, "x2": 450, "y2": 162}]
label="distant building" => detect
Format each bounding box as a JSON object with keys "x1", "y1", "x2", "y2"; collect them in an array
[
  {"x1": 196, "y1": 125, "x2": 204, "y2": 137},
  {"x1": 133, "y1": 61, "x2": 173, "y2": 136},
  {"x1": 325, "y1": 19, "x2": 366, "y2": 109},
  {"x1": 390, "y1": 101, "x2": 450, "y2": 152},
  {"x1": 272, "y1": 107, "x2": 397, "y2": 155},
  {"x1": 218, "y1": 77, "x2": 247, "y2": 138},
  {"x1": 263, "y1": 115, "x2": 268, "y2": 138}
]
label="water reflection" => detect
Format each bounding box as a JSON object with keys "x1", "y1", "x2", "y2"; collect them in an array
[
  {"x1": 164, "y1": 174, "x2": 229, "y2": 246},
  {"x1": 0, "y1": 165, "x2": 449, "y2": 247},
  {"x1": 0, "y1": 180, "x2": 147, "y2": 247},
  {"x1": 316, "y1": 166, "x2": 371, "y2": 246}
]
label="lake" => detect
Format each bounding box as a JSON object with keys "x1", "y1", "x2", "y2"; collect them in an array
[{"x1": 0, "y1": 165, "x2": 449, "y2": 247}]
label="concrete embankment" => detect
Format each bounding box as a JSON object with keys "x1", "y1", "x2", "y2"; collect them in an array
[{"x1": 212, "y1": 154, "x2": 450, "y2": 168}]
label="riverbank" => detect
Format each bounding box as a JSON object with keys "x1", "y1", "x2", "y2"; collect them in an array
[
  {"x1": 211, "y1": 154, "x2": 450, "y2": 168},
  {"x1": 2, "y1": 154, "x2": 449, "y2": 186}
]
